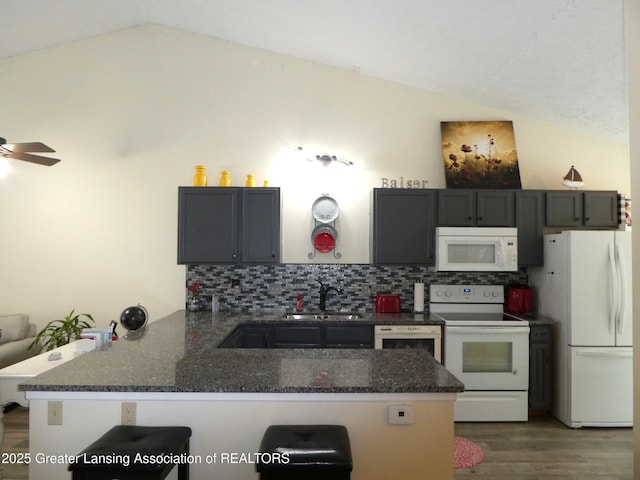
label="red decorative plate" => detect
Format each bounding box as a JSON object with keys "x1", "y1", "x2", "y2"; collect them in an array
[{"x1": 313, "y1": 232, "x2": 336, "y2": 253}]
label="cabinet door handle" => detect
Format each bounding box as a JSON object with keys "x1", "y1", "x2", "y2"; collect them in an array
[
  {"x1": 468, "y1": 216, "x2": 473, "y2": 220},
  {"x1": 585, "y1": 217, "x2": 590, "y2": 221},
  {"x1": 232, "y1": 253, "x2": 238, "y2": 259},
  {"x1": 478, "y1": 216, "x2": 483, "y2": 220}
]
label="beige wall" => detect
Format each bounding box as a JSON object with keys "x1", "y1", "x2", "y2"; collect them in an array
[
  {"x1": 625, "y1": 0, "x2": 639, "y2": 476},
  {"x1": 0, "y1": 24, "x2": 630, "y2": 327},
  {"x1": 27, "y1": 394, "x2": 456, "y2": 480}
]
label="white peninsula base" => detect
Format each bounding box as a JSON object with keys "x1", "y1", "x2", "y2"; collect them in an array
[{"x1": 26, "y1": 391, "x2": 457, "y2": 480}]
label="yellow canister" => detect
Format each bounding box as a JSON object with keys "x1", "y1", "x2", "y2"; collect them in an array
[
  {"x1": 245, "y1": 174, "x2": 255, "y2": 187},
  {"x1": 220, "y1": 171, "x2": 231, "y2": 187},
  {"x1": 193, "y1": 166, "x2": 207, "y2": 186}
]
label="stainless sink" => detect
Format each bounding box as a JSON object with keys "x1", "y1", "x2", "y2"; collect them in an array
[{"x1": 283, "y1": 312, "x2": 363, "y2": 320}]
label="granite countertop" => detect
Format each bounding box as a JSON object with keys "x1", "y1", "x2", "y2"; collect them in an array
[{"x1": 20, "y1": 311, "x2": 463, "y2": 394}]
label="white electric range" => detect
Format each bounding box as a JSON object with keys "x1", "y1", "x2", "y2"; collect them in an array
[{"x1": 429, "y1": 284, "x2": 530, "y2": 422}]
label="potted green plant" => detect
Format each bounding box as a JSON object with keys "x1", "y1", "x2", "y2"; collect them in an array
[{"x1": 29, "y1": 309, "x2": 95, "y2": 352}]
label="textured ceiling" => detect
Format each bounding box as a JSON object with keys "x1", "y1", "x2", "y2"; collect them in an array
[{"x1": 0, "y1": 0, "x2": 628, "y2": 142}]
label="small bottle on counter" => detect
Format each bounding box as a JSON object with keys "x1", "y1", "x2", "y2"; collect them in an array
[
  {"x1": 296, "y1": 293, "x2": 304, "y2": 312},
  {"x1": 220, "y1": 171, "x2": 231, "y2": 186},
  {"x1": 245, "y1": 174, "x2": 255, "y2": 187}
]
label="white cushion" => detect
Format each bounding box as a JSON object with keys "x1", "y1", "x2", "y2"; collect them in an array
[{"x1": 0, "y1": 314, "x2": 30, "y2": 344}]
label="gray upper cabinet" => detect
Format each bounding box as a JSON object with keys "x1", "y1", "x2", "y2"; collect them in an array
[
  {"x1": 372, "y1": 189, "x2": 436, "y2": 264},
  {"x1": 241, "y1": 188, "x2": 282, "y2": 263},
  {"x1": 583, "y1": 191, "x2": 619, "y2": 227},
  {"x1": 515, "y1": 191, "x2": 544, "y2": 266},
  {"x1": 545, "y1": 191, "x2": 583, "y2": 227},
  {"x1": 545, "y1": 191, "x2": 618, "y2": 227},
  {"x1": 436, "y1": 190, "x2": 475, "y2": 226},
  {"x1": 438, "y1": 189, "x2": 514, "y2": 226},
  {"x1": 178, "y1": 187, "x2": 280, "y2": 264},
  {"x1": 372, "y1": 187, "x2": 618, "y2": 268}
]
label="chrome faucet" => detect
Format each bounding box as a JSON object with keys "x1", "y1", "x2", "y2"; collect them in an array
[{"x1": 318, "y1": 281, "x2": 343, "y2": 311}]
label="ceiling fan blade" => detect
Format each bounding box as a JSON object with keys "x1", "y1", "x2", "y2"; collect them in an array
[
  {"x1": 2, "y1": 142, "x2": 55, "y2": 153},
  {"x1": 5, "y1": 152, "x2": 60, "y2": 166}
]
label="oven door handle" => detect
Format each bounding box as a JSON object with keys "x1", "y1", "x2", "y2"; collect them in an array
[{"x1": 446, "y1": 327, "x2": 529, "y2": 334}]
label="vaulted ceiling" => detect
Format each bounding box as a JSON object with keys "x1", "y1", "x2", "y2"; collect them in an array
[{"x1": 1, "y1": 0, "x2": 628, "y2": 142}]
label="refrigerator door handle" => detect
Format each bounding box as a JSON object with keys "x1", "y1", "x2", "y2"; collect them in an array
[
  {"x1": 576, "y1": 349, "x2": 633, "y2": 358},
  {"x1": 616, "y1": 242, "x2": 627, "y2": 334},
  {"x1": 496, "y1": 240, "x2": 504, "y2": 268},
  {"x1": 608, "y1": 244, "x2": 618, "y2": 334}
]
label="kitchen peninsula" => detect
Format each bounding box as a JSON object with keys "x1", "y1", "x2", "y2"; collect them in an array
[{"x1": 20, "y1": 311, "x2": 463, "y2": 480}]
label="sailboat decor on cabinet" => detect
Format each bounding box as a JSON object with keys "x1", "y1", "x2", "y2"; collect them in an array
[{"x1": 441, "y1": 121, "x2": 521, "y2": 189}]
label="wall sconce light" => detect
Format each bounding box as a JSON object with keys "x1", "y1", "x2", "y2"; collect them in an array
[
  {"x1": 296, "y1": 147, "x2": 353, "y2": 166},
  {"x1": 562, "y1": 165, "x2": 584, "y2": 189}
]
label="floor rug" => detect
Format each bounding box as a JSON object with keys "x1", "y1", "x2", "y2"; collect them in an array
[{"x1": 454, "y1": 436, "x2": 486, "y2": 469}]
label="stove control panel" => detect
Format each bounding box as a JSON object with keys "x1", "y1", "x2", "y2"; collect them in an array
[{"x1": 429, "y1": 284, "x2": 504, "y2": 303}]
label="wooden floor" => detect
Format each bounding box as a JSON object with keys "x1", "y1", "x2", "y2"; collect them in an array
[
  {"x1": 1, "y1": 405, "x2": 28, "y2": 480},
  {"x1": 455, "y1": 415, "x2": 633, "y2": 479},
  {"x1": 0, "y1": 406, "x2": 633, "y2": 479}
]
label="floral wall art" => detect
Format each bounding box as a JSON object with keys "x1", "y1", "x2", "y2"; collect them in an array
[{"x1": 441, "y1": 120, "x2": 522, "y2": 188}]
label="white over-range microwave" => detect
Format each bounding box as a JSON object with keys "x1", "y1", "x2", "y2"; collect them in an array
[{"x1": 435, "y1": 227, "x2": 518, "y2": 272}]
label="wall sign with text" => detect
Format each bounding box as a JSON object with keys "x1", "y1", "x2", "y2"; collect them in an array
[{"x1": 380, "y1": 177, "x2": 429, "y2": 188}]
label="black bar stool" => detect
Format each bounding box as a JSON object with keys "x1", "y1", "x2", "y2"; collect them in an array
[
  {"x1": 68, "y1": 425, "x2": 192, "y2": 480},
  {"x1": 257, "y1": 424, "x2": 352, "y2": 480}
]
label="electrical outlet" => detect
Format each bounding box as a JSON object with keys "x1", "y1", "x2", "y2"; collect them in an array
[
  {"x1": 361, "y1": 284, "x2": 375, "y2": 296},
  {"x1": 121, "y1": 402, "x2": 136, "y2": 425},
  {"x1": 47, "y1": 401, "x2": 63, "y2": 425},
  {"x1": 267, "y1": 283, "x2": 282, "y2": 295},
  {"x1": 388, "y1": 404, "x2": 415, "y2": 425}
]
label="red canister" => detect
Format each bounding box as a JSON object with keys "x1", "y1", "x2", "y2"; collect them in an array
[
  {"x1": 375, "y1": 294, "x2": 401, "y2": 313},
  {"x1": 506, "y1": 285, "x2": 533, "y2": 314}
]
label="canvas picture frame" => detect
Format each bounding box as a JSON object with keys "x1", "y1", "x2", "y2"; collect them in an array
[{"x1": 441, "y1": 120, "x2": 522, "y2": 189}]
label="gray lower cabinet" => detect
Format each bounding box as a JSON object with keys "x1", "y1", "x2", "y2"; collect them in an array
[
  {"x1": 372, "y1": 189, "x2": 436, "y2": 264},
  {"x1": 515, "y1": 191, "x2": 544, "y2": 266},
  {"x1": 529, "y1": 324, "x2": 552, "y2": 410},
  {"x1": 218, "y1": 323, "x2": 374, "y2": 349},
  {"x1": 242, "y1": 326, "x2": 273, "y2": 348},
  {"x1": 325, "y1": 325, "x2": 374, "y2": 348},
  {"x1": 274, "y1": 325, "x2": 322, "y2": 348},
  {"x1": 178, "y1": 187, "x2": 280, "y2": 264},
  {"x1": 545, "y1": 190, "x2": 618, "y2": 227}
]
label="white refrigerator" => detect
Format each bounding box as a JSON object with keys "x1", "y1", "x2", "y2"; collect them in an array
[{"x1": 530, "y1": 230, "x2": 632, "y2": 428}]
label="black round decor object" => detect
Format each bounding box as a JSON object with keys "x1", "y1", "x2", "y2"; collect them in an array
[{"x1": 120, "y1": 305, "x2": 148, "y2": 331}]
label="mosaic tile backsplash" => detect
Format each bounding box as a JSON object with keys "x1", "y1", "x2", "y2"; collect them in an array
[{"x1": 186, "y1": 264, "x2": 528, "y2": 313}]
